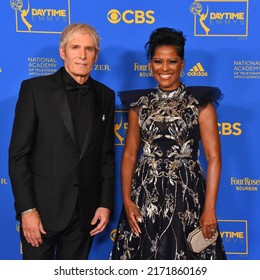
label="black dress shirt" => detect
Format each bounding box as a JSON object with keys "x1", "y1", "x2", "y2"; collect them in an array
[{"x1": 61, "y1": 67, "x2": 93, "y2": 150}]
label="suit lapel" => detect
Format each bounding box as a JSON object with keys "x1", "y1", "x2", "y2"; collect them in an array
[
  {"x1": 51, "y1": 70, "x2": 78, "y2": 149},
  {"x1": 50, "y1": 71, "x2": 103, "y2": 158}
]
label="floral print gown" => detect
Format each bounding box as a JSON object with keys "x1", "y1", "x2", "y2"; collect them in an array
[{"x1": 112, "y1": 84, "x2": 226, "y2": 260}]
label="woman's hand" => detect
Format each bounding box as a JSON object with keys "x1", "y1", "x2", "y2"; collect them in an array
[
  {"x1": 124, "y1": 200, "x2": 142, "y2": 236},
  {"x1": 199, "y1": 209, "x2": 217, "y2": 240}
]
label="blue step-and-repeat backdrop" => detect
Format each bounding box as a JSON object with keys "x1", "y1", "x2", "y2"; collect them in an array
[{"x1": 0, "y1": 0, "x2": 259, "y2": 260}]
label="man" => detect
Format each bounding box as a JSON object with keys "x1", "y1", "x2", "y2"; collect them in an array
[{"x1": 9, "y1": 23, "x2": 115, "y2": 259}]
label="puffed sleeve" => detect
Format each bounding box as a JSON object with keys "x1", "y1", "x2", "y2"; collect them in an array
[
  {"x1": 186, "y1": 86, "x2": 223, "y2": 106},
  {"x1": 118, "y1": 88, "x2": 155, "y2": 110}
]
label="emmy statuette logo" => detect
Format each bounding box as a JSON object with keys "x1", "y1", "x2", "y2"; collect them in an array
[
  {"x1": 10, "y1": 0, "x2": 32, "y2": 31},
  {"x1": 190, "y1": 2, "x2": 210, "y2": 35}
]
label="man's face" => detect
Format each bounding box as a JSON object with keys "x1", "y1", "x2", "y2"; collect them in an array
[{"x1": 59, "y1": 31, "x2": 98, "y2": 84}]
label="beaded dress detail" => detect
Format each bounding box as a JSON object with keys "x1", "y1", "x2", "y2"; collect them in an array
[{"x1": 112, "y1": 84, "x2": 226, "y2": 260}]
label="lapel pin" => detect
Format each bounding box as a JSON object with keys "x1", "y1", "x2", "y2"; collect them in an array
[{"x1": 102, "y1": 114, "x2": 106, "y2": 121}]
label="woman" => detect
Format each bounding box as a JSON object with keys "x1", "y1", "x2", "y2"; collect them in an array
[{"x1": 112, "y1": 27, "x2": 226, "y2": 259}]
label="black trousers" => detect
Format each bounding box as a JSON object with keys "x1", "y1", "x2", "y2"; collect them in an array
[{"x1": 20, "y1": 203, "x2": 93, "y2": 260}]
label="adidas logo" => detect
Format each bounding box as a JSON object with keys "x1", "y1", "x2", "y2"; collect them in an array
[{"x1": 187, "y1": 62, "x2": 208, "y2": 77}]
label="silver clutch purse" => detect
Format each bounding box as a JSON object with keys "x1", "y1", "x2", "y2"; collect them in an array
[{"x1": 187, "y1": 227, "x2": 218, "y2": 253}]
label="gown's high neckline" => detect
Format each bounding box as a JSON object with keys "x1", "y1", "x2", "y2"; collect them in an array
[{"x1": 157, "y1": 83, "x2": 185, "y2": 99}]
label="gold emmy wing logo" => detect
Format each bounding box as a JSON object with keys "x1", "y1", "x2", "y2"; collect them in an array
[
  {"x1": 190, "y1": 0, "x2": 248, "y2": 37},
  {"x1": 110, "y1": 229, "x2": 117, "y2": 241},
  {"x1": 10, "y1": 0, "x2": 33, "y2": 31},
  {"x1": 114, "y1": 111, "x2": 128, "y2": 146},
  {"x1": 10, "y1": 0, "x2": 70, "y2": 34},
  {"x1": 114, "y1": 117, "x2": 124, "y2": 145},
  {"x1": 15, "y1": 222, "x2": 23, "y2": 254},
  {"x1": 190, "y1": 2, "x2": 210, "y2": 35}
]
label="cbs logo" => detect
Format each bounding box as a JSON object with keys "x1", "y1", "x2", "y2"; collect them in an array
[
  {"x1": 107, "y1": 9, "x2": 155, "y2": 24},
  {"x1": 218, "y1": 122, "x2": 242, "y2": 136}
]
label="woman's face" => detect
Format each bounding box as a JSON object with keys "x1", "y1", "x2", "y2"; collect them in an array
[{"x1": 150, "y1": 45, "x2": 184, "y2": 91}]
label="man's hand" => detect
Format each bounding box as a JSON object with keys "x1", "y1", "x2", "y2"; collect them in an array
[
  {"x1": 21, "y1": 210, "x2": 46, "y2": 247},
  {"x1": 90, "y1": 207, "x2": 110, "y2": 236}
]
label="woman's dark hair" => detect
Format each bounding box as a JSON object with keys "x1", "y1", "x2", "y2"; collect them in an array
[{"x1": 145, "y1": 27, "x2": 186, "y2": 60}]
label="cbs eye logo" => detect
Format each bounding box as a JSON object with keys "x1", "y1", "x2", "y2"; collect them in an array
[{"x1": 107, "y1": 9, "x2": 155, "y2": 24}]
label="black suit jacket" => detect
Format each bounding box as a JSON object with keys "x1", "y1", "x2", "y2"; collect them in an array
[{"x1": 9, "y1": 68, "x2": 115, "y2": 232}]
